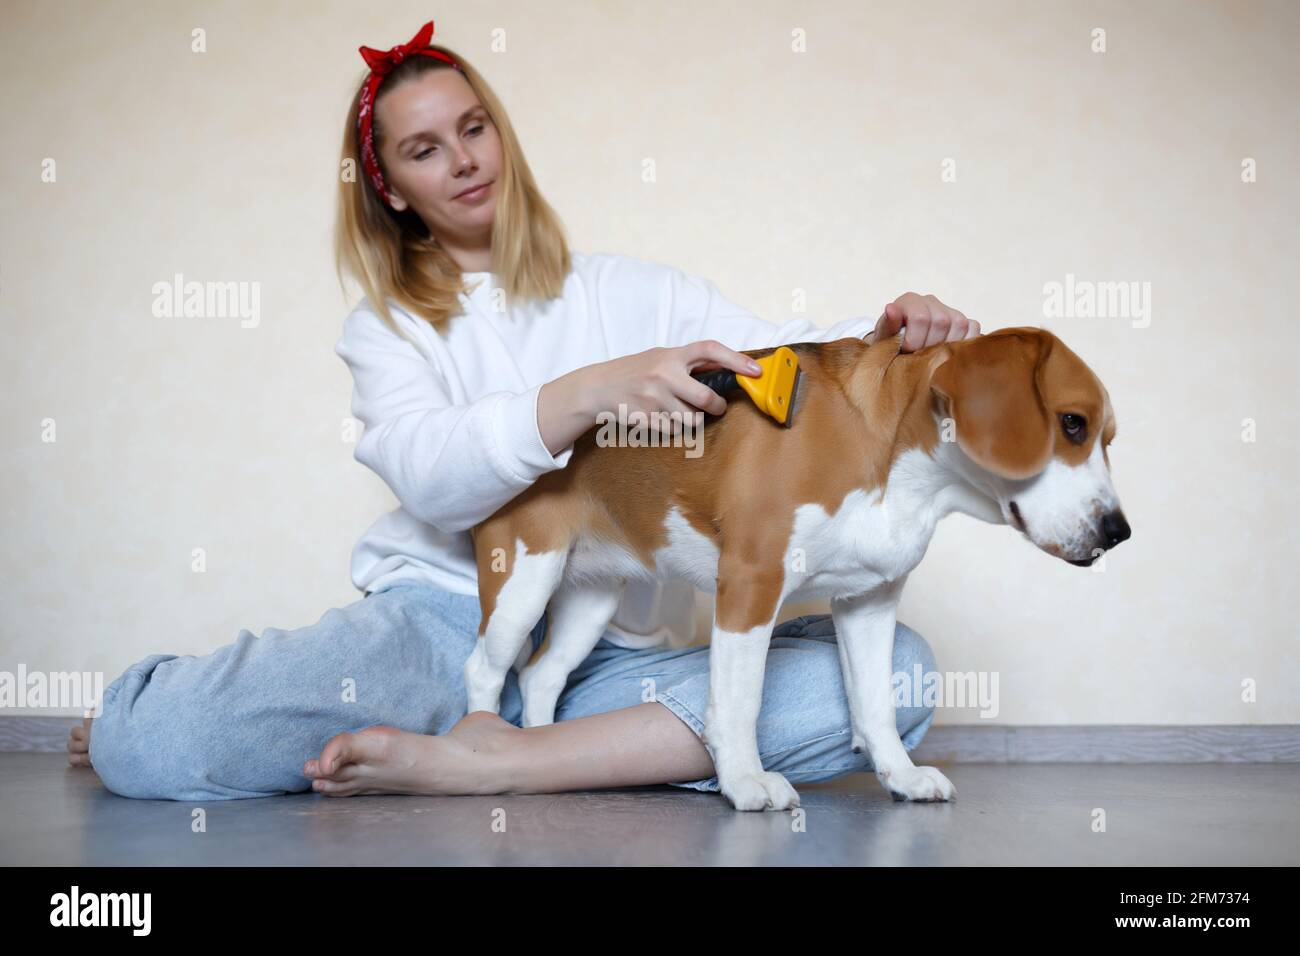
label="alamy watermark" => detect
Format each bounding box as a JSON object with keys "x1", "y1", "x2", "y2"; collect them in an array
[
  {"x1": 50, "y1": 886, "x2": 151, "y2": 935},
  {"x1": 0, "y1": 665, "x2": 104, "y2": 716},
  {"x1": 892, "y1": 663, "x2": 1000, "y2": 718},
  {"x1": 1043, "y1": 273, "x2": 1151, "y2": 328},
  {"x1": 595, "y1": 403, "x2": 706, "y2": 458},
  {"x1": 151, "y1": 273, "x2": 261, "y2": 328}
]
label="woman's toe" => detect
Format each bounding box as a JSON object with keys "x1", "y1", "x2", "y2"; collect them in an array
[
  {"x1": 312, "y1": 776, "x2": 358, "y2": 796},
  {"x1": 311, "y1": 726, "x2": 401, "y2": 780},
  {"x1": 316, "y1": 732, "x2": 360, "y2": 777}
]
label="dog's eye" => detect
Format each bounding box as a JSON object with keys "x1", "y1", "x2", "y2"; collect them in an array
[{"x1": 1060, "y1": 413, "x2": 1087, "y2": 444}]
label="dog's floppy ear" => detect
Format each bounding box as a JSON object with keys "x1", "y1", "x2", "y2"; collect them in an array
[{"x1": 930, "y1": 328, "x2": 1055, "y2": 479}]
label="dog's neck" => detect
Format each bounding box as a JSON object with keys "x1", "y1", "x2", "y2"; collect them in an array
[{"x1": 822, "y1": 334, "x2": 1006, "y2": 527}]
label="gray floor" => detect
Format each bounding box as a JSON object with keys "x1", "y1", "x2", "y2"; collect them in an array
[{"x1": 1, "y1": 753, "x2": 1296, "y2": 865}]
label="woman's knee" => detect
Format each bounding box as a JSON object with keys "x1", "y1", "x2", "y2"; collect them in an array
[
  {"x1": 767, "y1": 621, "x2": 939, "y2": 780},
  {"x1": 893, "y1": 621, "x2": 938, "y2": 680},
  {"x1": 89, "y1": 654, "x2": 267, "y2": 801},
  {"x1": 769, "y1": 617, "x2": 938, "y2": 735},
  {"x1": 90, "y1": 655, "x2": 191, "y2": 799}
]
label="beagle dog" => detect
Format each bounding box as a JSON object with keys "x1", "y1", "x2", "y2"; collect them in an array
[{"x1": 464, "y1": 327, "x2": 1130, "y2": 810}]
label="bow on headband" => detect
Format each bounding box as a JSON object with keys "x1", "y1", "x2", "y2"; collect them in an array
[{"x1": 356, "y1": 20, "x2": 462, "y2": 207}]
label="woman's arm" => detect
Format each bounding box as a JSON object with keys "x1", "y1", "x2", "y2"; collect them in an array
[
  {"x1": 336, "y1": 305, "x2": 761, "y2": 532},
  {"x1": 335, "y1": 307, "x2": 575, "y2": 536},
  {"x1": 659, "y1": 265, "x2": 980, "y2": 352},
  {"x1": 534, "y1": 263, "x2": 988, "y2": 458},
  {"x1": 660, "y1": 265, "x2": 875, "y2": 349}
]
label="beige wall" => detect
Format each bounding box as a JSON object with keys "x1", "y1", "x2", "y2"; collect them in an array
[{"x1": 2, "y1": 0, "x2": 1296, "y2": 725}]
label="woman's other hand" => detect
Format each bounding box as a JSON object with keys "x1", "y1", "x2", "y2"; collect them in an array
[{"x1": 869, "y1": 293, "x2": 981, "y2": 351}]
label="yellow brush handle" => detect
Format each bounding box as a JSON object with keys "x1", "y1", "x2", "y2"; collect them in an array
[{"x1": 734, "y1": 346, "x2": 800, "y2": 425}]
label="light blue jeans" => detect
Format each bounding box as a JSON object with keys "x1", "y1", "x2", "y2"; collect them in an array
[{"x1": 89, "y1": 579, "x2": 938, "y2": 801}]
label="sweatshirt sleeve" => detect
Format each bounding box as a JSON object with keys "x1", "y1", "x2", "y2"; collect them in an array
[
  {"x1": 659, "y1": 264, "x2": 878, "y2": 350},
  {"x1": 334, "y1": 306, "x2": 573, "y2": 535}
]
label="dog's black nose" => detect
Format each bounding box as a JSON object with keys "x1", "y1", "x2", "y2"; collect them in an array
[{"x1": 1101, "y1": 510, "x2": 1131, "y2": 548}]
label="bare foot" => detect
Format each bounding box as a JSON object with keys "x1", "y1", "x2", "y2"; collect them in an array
[
  {"x1": 302, "y1": 711, "x2": 523, "y2": 797},
  {"x1": 67, "y1": 716, "x2": 95, "y2": 770}
]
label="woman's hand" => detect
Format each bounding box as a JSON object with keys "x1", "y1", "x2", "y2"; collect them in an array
[
  {"x1": 583, "y1": 340, "x2": 762, "y2": 421},
  {"x1": 538, "y1": 340, "x2": 761, "y2": 456},
  {"x1": 868, "y1": 293, "x2": 981, "y2": 351}
]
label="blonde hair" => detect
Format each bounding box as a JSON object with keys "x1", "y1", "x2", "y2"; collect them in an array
[{"x1": 333, "y1": 44, "x2": 572, "y2": 338}]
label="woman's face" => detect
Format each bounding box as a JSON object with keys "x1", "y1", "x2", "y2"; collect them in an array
[{"x1": 375, "y1": 68, "x2": 501, "y2": 242}]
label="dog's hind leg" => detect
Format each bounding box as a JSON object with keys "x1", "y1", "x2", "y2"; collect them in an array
[
  {"x1": 518, "y1": 578, "x2": 626, "y2": 728},
  {"x1": 465, "y1": 540, "x2": 567, "y2": 716}
]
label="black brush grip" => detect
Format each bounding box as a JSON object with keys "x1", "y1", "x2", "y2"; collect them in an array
[{"x1": 691, "y1": 368, "x2": 739, "y2": 396}]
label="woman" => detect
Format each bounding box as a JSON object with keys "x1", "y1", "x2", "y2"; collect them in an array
[{"x1": 70, "y1": 22, "x2": 979, "y2": 801}]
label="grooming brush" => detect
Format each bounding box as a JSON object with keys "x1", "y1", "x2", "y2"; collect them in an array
[{"x1": 690, "y1": 345, "x2": 803, "y2": 427}]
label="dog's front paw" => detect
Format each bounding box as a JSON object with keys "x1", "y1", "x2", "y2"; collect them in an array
[
  {"x1": 719, "y1": 769, "x2": 801, "y2": 812},
  {"x1": 877, "y1": 764, "x2": 955, "y2": 802}
]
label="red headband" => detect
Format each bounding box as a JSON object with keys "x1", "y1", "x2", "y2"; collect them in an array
[{"x1": 357, "y1": 20, "x2": 462, "y2": 208}]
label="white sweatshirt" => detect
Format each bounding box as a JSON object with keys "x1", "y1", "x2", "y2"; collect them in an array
[{"x1": 334, "y1": 251, "x2": 877, "y2": 649}]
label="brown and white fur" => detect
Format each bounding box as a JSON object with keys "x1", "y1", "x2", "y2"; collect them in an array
[{"x1": 464, "y1": 327, "x2": 1130, "y2": 811}]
